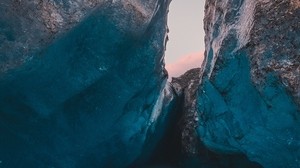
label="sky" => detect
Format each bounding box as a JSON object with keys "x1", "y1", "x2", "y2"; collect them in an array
[{"x1": 165, "y1": 0, "x2": 206, "y2": 78}]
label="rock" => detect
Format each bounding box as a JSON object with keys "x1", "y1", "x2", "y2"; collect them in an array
[{"x1": 172, "y1": 68, "x2": 201, "y2": 155}]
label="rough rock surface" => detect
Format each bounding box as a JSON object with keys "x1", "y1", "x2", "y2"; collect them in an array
[
  {"x1": 172, "y1": 68, "x2": 201, "y2": 155},
  {"x1": 0, "y1": 0, "x2": 175, "y2": 167},
  {"x1": 197, "y1": 0, "x2": 300, "y2": 167}
]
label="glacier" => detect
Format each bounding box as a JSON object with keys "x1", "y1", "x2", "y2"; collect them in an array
[
  {"x1": 0, "y1": 0, "x2": 300, "y2": 167},
  {"x1": 0, "y1": 0, "x2": 176, "y2": 167}
]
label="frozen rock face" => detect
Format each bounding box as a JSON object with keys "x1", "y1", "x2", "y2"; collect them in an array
[
  {"x1": 198, "y1": 0, "x2": 300, "y2": 167},
  {"x1": 0, "y1": 0, "x2": 175, "y2": 167}
]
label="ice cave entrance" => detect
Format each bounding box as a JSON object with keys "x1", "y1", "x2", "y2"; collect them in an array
[{"x1": 165, "y1": 0, "x2": 205, "y2": 78}]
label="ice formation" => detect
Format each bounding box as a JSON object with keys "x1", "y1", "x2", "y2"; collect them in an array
[
  {"x1": 0, "y1": 0, "x2": 299, "y2": 167},
  {"x1": 197, "y1": 0, "x2": 300, "y2": 167},
  {"x1": 0, "y1": 0, "x2": 175, "y2": 167}
]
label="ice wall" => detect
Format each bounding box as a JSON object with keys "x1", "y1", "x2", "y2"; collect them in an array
[
  {"x1": 0, "y1": 0, "x2": 175, "y2": 167},
  {"x1": 197, "y1": 0, "x2": 300, "y2": 167}
]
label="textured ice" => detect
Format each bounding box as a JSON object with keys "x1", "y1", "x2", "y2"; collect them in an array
[
  {"x1": 197, "y1": 0, "x2": 300, "y2": 167},
  {"x1": 0, "y1": 0, "x2": 175, "y2": 167}
]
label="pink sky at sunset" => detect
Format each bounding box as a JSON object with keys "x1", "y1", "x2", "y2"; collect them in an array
[
  {"x1": 166, "y1": 52, "x2": 204, "y2": 78},
  {"x1": 164, "y1": 0, "x2": 205, "y2": 79}
]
